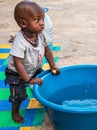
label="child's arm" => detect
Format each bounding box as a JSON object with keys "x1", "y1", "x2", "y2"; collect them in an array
[
  {"x1": 45, "y1": 46, "x2": 60, "y2": 75},
  {"x1": 13, "y1": 56, "x2": 42, "y2": 85}
]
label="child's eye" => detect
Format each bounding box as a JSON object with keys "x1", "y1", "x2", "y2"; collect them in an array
[
  {"x1": 34, "y1": 18, "x2": 40, "y2": 22},
  {"x1": 34, "y1": 18, "x2": 44, "y2": 23}
]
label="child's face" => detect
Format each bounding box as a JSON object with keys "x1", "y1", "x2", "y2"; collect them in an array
[{"x1": 25, "y1": 11, "x2": 45, "y2": 34}]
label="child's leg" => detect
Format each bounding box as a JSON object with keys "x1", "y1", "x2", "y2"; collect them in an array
[
  {"x1": 5, "y1": 68, "x2": 27, "y2": 123},
  {"x1": 9, "y1": 81, "x2": 27, "y2": 123},
  {"x1": 12, "y1": 101, "x2": 24, "y2": 123}
]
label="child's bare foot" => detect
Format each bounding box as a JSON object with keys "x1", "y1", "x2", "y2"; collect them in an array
[{"x1": 12, "y1": 113, "x2": 25, "y2": 123}]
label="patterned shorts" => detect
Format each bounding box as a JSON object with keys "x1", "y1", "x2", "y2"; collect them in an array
[{"x1": 5, "y1": 67, "x2": 43, "y2": 102}]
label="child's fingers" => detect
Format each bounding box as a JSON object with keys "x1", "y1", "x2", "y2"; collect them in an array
[{"x1": 52, "y1": 69, "x2": 60, "y2": 75}]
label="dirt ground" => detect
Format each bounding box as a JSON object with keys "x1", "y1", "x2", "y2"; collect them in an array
[{"x1": 1, "y1": 0, "x2": 97, "y2": 129}]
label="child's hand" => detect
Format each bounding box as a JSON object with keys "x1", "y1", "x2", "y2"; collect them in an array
[
  {"x1": 29, "y1": 78, "x2": 43, "y2": 85},
  {"x1": 51, "y1": 65, "x2": 60, "y2": 75}
]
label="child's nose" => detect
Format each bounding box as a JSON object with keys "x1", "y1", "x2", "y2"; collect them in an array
[{"x1": 39, "y1": 19, "x2": 44, "y2": 25}]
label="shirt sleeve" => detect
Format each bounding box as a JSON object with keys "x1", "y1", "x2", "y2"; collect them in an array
[
  {"x1": 40, "y1": 32, "x2": 50, "y2": 47},
  {"x1": 10, "y1": 37, "x2": 26, "y2": 59}
]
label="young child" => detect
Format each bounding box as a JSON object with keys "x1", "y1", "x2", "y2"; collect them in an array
[{"x1": 5, "y1": 1, "x2": 60, "y2": 123}]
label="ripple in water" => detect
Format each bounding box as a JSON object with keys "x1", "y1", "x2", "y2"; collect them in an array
[{"x1": 62, "y1": 99, "x2": 97, "y2": 109}]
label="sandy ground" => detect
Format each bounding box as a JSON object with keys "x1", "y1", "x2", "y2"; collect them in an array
[{"x1": 1, "y1": 0, "x2": 97, "y2": 129}]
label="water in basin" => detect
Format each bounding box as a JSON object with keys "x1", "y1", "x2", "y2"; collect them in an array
[{"x1": 48, "y1": 84, "x2": 97, "y2": 110}]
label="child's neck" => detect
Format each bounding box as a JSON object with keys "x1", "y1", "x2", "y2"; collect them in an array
[
  {"x1": 22, "y1": 30, "x2": 38, "y2": 47},
  {"x1": 24, "y1": 31, "x2": 36, "y2": 38}
]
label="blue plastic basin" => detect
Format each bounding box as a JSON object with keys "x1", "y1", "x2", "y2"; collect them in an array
[{"x1": 33, "y1": 64, "x2": 97, "y2": 130}]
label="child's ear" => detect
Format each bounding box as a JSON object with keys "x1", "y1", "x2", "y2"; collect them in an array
[{"x1": 18, "y1": 19, "x2": 27, "y2": 28}]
